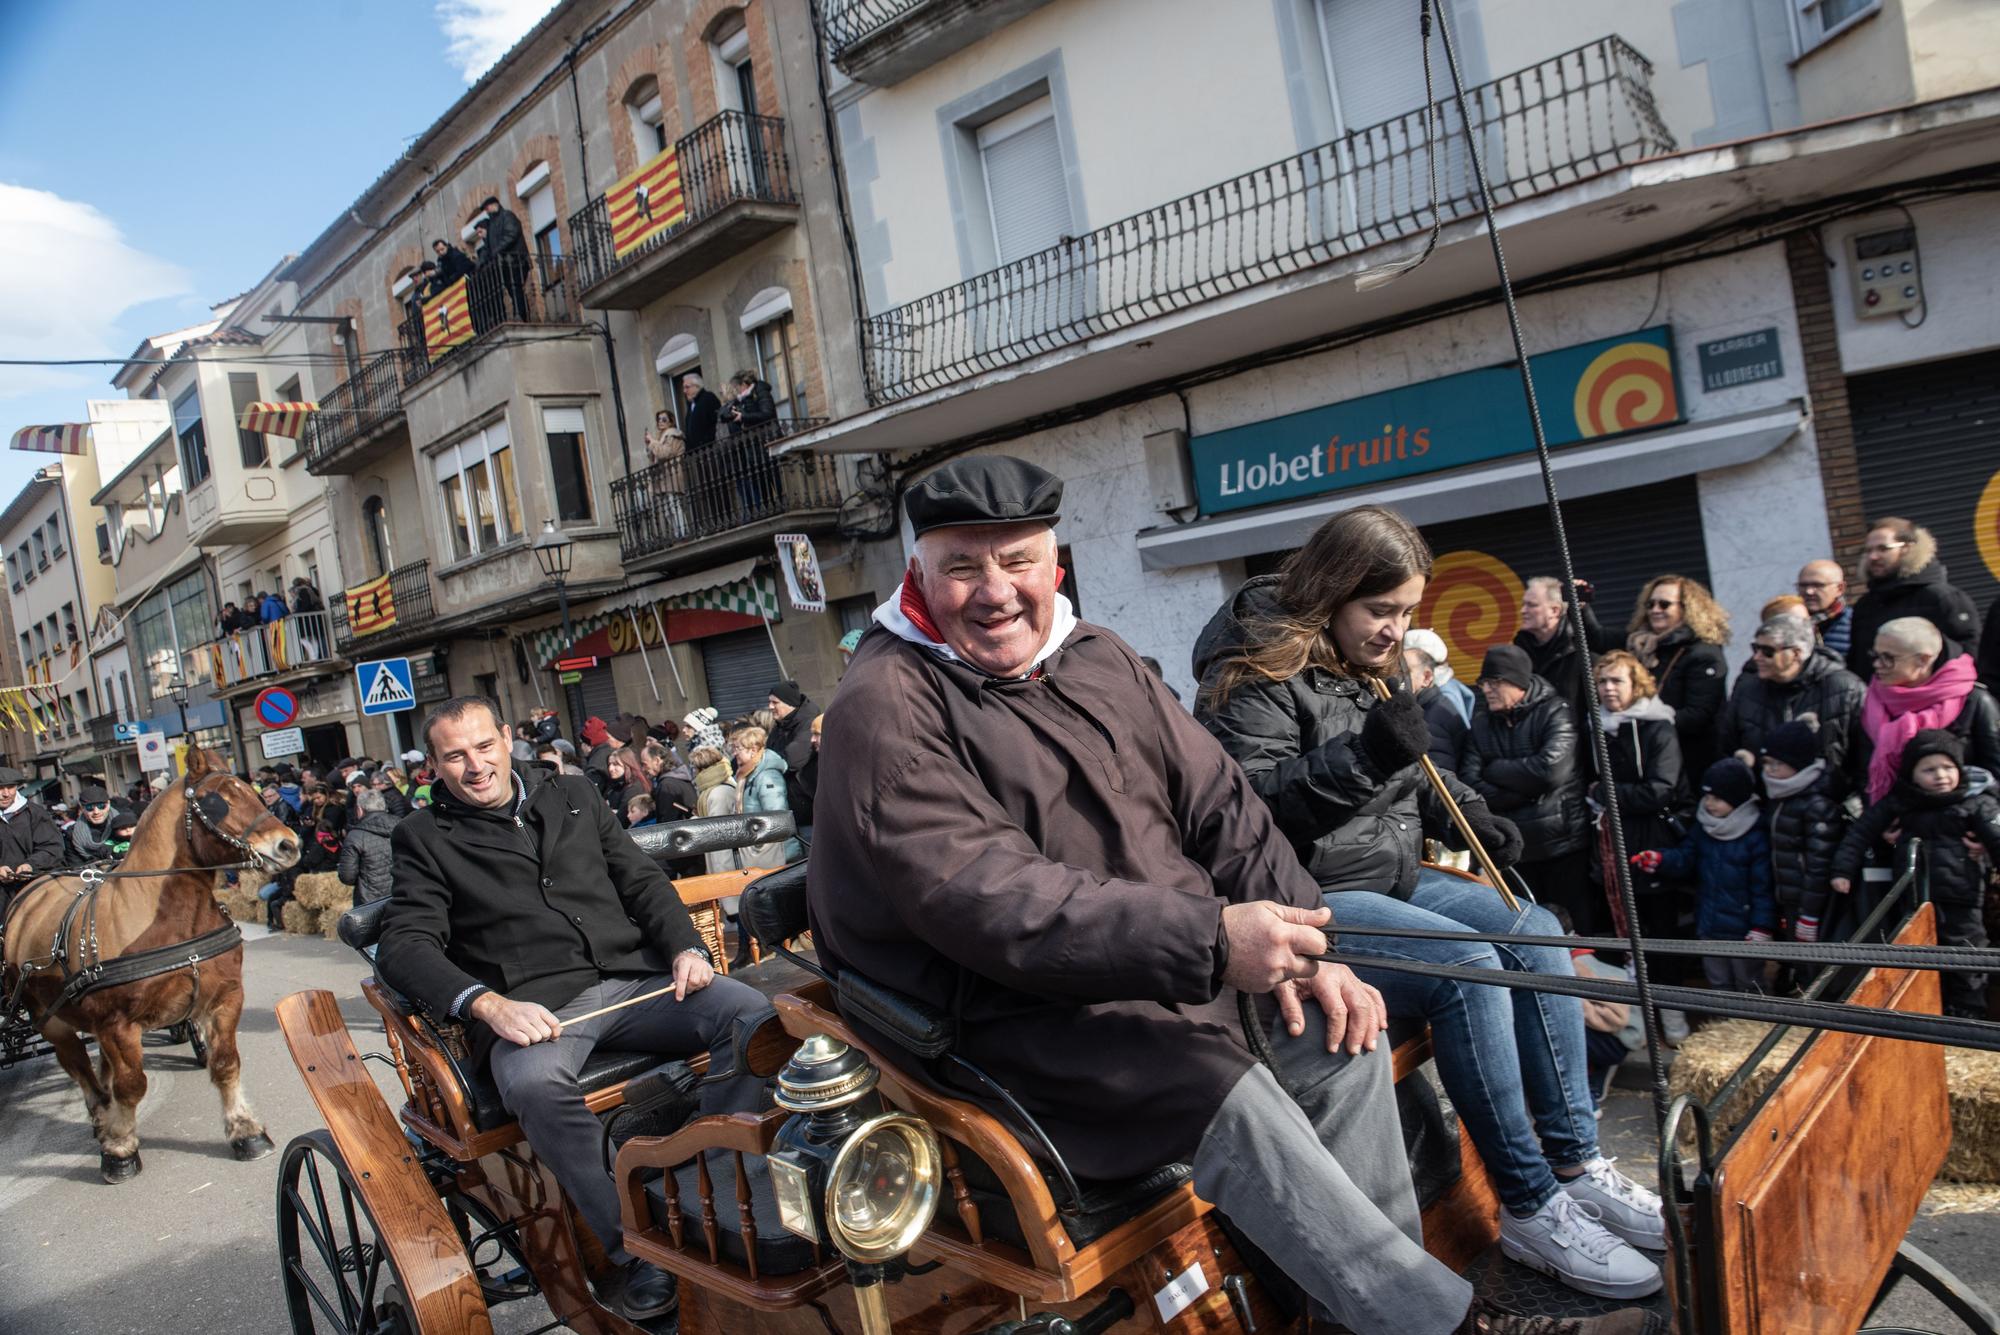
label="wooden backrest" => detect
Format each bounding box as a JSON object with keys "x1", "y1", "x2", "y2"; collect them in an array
[{"x1": 1703, "y1": 904, "x2": 1950, "y2": 1334}]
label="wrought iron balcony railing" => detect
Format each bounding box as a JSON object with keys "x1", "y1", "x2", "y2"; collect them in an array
[
  {"x1": 399, "y1": 252, "x2": 582, "y2": 386},
  {"x1": 610, "y1": 418, "x2": 838, "y2": 561},
  {"x1": 303, "y1": 348, "x2": 426, "y2": 473},
  {"x1": 568, "y1": 111, "x2": 796, "y2": 295},
  {"x1": 192, "y1": 611, "x2": 339, "y2": 690},
  {"x1": 330, "y1": 560, "x2": 438, "y2": 653},
  {"x1": 860, "y1": 36, "x2": 1674, "y2": 404}
]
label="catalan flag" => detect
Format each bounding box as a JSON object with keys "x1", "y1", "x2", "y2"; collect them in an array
[
  {"x1": 609, "y1": 145, "x2": 686, "y2": 258},
  {"x1": 422, "y1": 277, "x2": 474, "y2": 358},
  {"x1": 238, "y1": 401, "x2": 318, "y2": 439},
  {"x1": 11, "y1": 424, "x2": 91, "y2": 455},
  {"x1": 343, "y1": 574, "x2": 399, "y2": 637}
]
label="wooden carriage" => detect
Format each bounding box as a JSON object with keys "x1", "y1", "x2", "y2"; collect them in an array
[{"x1": 273, "y1": 815, "x2": 1986, "y2": 1334}]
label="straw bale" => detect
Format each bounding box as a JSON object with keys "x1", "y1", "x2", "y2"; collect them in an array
[
  {"x1": 321, "y1": 906, "x2": 351, "y2": 941},
  {"x1": 280, "y1": 901, "x2": 323, "y2": 936},
  {"x1": 291, "y1": 872, "x2": 350, "y2": 913},
  {"x1": 216, "y1": 884, "x2": 266, "y2": 924},
  {"x1": 1923, "y1": 1182, "x2": 2000, "y2": 1214}
]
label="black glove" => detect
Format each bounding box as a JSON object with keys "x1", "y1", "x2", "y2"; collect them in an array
[
  {"x1": 1358, "y1": 683, "x2": 1431, "y2": 777},
  {"x1": 1461, "y1": 805, "x2": 1524, "y2": 868}
]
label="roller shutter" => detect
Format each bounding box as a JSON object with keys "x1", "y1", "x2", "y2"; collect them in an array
[
  {"x1": 564, "y1": 664, "x2": 620, "y2": 734},
  {"x1": 701, "y1": 627, "x2": 783, "y2": 723},
  {"x1": 1849, "y1": 349, "x2": 2000, "y2": 616}
]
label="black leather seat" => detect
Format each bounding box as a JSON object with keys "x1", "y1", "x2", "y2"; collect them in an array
[{"x1": 641, "y1": 1152, "x2": 820, "y2": 1276}]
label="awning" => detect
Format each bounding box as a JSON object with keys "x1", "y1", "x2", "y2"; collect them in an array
[
  {"x1": 10, "y1": 423, "x2": 91, "y2": 455},
  {"x1": 527, "y1": 560, "x2": 781, "y2": 665},
  {"x1": 1134, "y1": 403, "x2": 1807, "y2": 571},
  {"x1": 238, "y1": 402, "x2": 318, "y2": 439}
]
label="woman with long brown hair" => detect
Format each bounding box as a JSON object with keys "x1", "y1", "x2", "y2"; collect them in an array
[
  {"x1": 1194, "y1": 505, "x2": 1663, "y2": 1301},
  {"x1": 1616, "y1": 573, "x2": 1730, "y2": 777}
]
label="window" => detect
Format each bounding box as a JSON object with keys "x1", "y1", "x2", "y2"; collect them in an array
[
  {"x1": 362, "y1": 495, "x2": 394, "y2": 576},
  {"x1": 17, "y1": 541, "x2": 32, "y2": 582},
  {"x1": 119, "y1": 670, "x2": 134, "y2": 720},
  {"x1": 518, "y1": 162, "x2": 562, "y2": 269},
  {"x1": 977, "y1": 99, "x2": 1070, "y2": 266},
  {"x1": 46, "y1": 515, "x2": 64, "y2": 558},
  {"x1": 656, "y1": 335, "x2": 702, "y2": 430},
  {"x1": 541, "y1": 405, "x2": 595, "y2": 524},
  {"x1": 750, "y1": 312, "x2": 808, "y2": 419},
  {"x1": 173, "y1": 386, "x2": 211, "y2": 486},
  {"x1": 229, "y1": 371, "x2": 267, "y2": 466},
  {"x1": 60, "y1": 603, "x2": 76, "y2": 645},
  {"x1": 5, "y1": 552, "x2": 17, "y2": 591},
  {"x1": 834, "y1": 595, "x2": 874, "y2": 636},
  {"x1": 1794, "y1": 0, "x2": 1878, "y2": 52},
  {"x1": 95, "y1": 521, "x2": 109, "y2": 560},
  {"x1": 274, "y1": 375, "x2": 304, "y2": 457},
  {"x1": 625, "y1": 77, "x2": 667, "y2": 158},
  {"x1": 712, "y1": 25, "x2": 757, "y2": 116},
  {"x1": 31, "y1": 528, "x2": 47, "y2": 570},
  {"x1": 433, "y1": 422, "x2": 522, "y2": 562}
]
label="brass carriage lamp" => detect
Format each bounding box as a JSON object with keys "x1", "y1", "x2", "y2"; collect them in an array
[{"x1": 768, "y1": 1034, "x2": 942, "y2": 1335}]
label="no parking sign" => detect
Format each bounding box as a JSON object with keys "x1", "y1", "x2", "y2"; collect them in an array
[{"x1": 254, "y1": 686, "x2": 299, "y2": 729}]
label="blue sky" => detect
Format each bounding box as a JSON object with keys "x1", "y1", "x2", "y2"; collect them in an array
[{"x1": 0, "y1": 0, "x2": 556, "y2": 503}]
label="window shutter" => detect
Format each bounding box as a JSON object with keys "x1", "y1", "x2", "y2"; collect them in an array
[
  {"x1": 524, "y1": 183, "x2": 558, "y2": 235},
  {"x1": 1316, "y1": 0, "x2": 1425, "y2": 131},
  {"x1": 543, "y1": 406, "x2": 587, "y2": 436},
  {"x1": 980, "y1": 111, "x2": 1072, "y2": 265}
]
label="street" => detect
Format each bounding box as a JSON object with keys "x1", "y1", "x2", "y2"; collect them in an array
[{"x1": 3, "y1": 925, "x2": 1997, "y2": 1334}]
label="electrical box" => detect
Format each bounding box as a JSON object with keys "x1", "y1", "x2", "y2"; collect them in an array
[
  {"x1": 1143, "y1": 428, "x2": 1196, "y2": 516},
  {"x1": 1847, "y1": 226, "x2": 1922, "y2": 318}
]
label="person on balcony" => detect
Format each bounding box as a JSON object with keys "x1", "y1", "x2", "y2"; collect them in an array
[
  {"x1": 469, "y1": 220, "x2": 501, "y2": 335},
  {"x1": 679, "y1": 373, "x2": 720, "y2": 450},
  {"x1": 257, "y1": 588, "x2": 288, "y2": 624},
  {"x1": 481, "y1": 194, "x2": 533, "y2": 322},
  {"x1": 722, "y1": 369, "x2": 780, "y2": 515},
  {"x1": 643, "y1": 409, "x2": 689, "y2": 539}
]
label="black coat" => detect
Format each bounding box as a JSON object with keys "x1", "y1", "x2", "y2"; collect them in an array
[
  {"x1": 0, "y1": 799, "x2": 66, "y2": 876},
  {"x1": 1462, "y1": 675, "x2": 1587, "y2": 861},
  {"x1": 338, "y1": 810, "x2": 400, "y2": 905},
  {"x1": 482, "y1": 205, "x2": 529, "y2": 258},
  {"x1": 1981, "y1": 591, "x2": 2000, "y2": 693},
  {"x1": 1587, "y1": 710, "x2": 1687, "y2": 895},
  {"x1": 723, "y1": 379, "x2": 780, "y2": 435},
  {"x1": 769, "y1": 699, "x2": 821, "y2": 825},
  {"x1": 1833, "y1": 779, "x2": 2000, "y2": 906},
  {"x1": 376, "y1": 766, "x2": 706, "y2": 1067},
  {"x1": 1193, "y1": 577, "x2": 1485, "y2": 898},
  {"x1": 1847, "y1": 543, "x2": 1983, "y2": 681},
  {"x1": 1853, "y1": 666, "x2": 2000, "y2": 783},
  {"x1": 1763, "y1": 767, "x2": 1845, "y2": 924},
  {"x1": 1515, "y1": 603, "x2": 1609, "y2": 723},
  {"x1": 1417, "y1": 682, "x2": 1467, "y2": 774},
  {"x1": 683, "y1": 389, "x2": 722, "y2": 449},
  {"x1": 1649, "y1": 624, "x2": 1729, "y2": 778},
  {"x1": 433, "y1": 245, "x2": 477, "y2": 287},
  {"x1": 1716, "y1": 649, "x2": 1866, "y2": 782}
]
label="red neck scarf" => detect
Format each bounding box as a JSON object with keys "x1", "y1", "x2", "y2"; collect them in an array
[{"x1": 898, "y1": 576, "x2": 943, "y2": 644}]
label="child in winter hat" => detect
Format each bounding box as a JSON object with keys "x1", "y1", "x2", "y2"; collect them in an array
[
  {"x1": 1632, "y1": 757, "x2": 1775, "y2": 994},
  {"x1": 1756, "y1": 715, "x2": 1846, "y2": 947}
]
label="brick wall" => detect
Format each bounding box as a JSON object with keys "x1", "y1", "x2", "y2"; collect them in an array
[{"x1": 1786, "y1": 230, "x2": 1867, "y2": 576}]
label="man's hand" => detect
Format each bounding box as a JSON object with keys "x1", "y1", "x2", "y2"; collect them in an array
[
  {"x1": 672, "y1": 949, "x2": 713, "y2": 1001},
  {"x1": 1276, "y1": 964, "x2": 1388, "y2": 1056},
  {"x1": 470, "y1": 992, "x2": 563, "y2": 1047},
  {"x1": 1830, "y1": 876, "x2": 1852, "y2": 895},
  {"x1": 1220, "y1": 902, "x2": 1330, "y2": 994}
]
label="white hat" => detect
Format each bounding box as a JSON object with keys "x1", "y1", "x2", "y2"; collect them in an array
[
  {"x1": 400, "y1": 749, "x2": 425, "y2": 765},
  {"x1": 1403, "y1": 628, "x2": 1449, "y2": 665}
]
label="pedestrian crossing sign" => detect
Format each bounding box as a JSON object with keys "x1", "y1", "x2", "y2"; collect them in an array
[{"x1": 356, "y1": 657, "x2": 417, "y2": 716}]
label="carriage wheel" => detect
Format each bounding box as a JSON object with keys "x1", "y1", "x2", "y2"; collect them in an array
[{"x1": 277, "y1": 1129, "x2": 438, "y2": 1334}]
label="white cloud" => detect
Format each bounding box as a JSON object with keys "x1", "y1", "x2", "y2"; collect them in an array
[
  {"x1": 435, "y1": 0, "x2": 558, "y2": 84},
  {"x1": 0, "y1": 183, "x2": 191, "y2": 400}
]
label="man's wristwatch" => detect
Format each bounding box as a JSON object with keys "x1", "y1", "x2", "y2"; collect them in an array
[{"x1": 678, "y1": 945, "x2": 712, "y2": 965}]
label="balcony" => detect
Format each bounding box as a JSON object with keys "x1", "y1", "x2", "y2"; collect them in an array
[
  {"x1": 826, "y1": 0, "x2": 1055, "y2": 86},
  {"x1": 192, "y1": 611, "x2": 340, "y2": 694},
  {"x1": 402, "y1": 252, "x2": 584, "y2": 390},
  {"x1": 304, "y1": 348, "x2": 426, "y2": 475},
  {"x1": 88, "y1": 712, "x2": 120, "y2": 752},
  {"x1": 857, "y1": 37, "x2": 1674, "y2": 407},
  {"x1": 329, "y1": 560, "x2": 438, "y2": 656},
  {"x1": 610, "y1": 419, "x2": 840, "y2": 568},
  {"x1": 568, "y1": 111, "x2": 798, "y2": 310}
]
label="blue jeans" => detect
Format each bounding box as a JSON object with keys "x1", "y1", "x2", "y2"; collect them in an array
[{"x1": 1325, "y1": 869, "x2": 1598, "y2": 1215}]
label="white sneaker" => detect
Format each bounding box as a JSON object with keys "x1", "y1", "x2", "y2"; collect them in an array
[
  {"x1": 1499, "y1": 1190, "x2": 1663, "y2": 1300},
  {"x1": 1661, "y1": 1008, "x2": 1690, "y2": 1045},
  {"x1": 1561, "y1": 1156, "x2": 1667, "y2": 1251}
]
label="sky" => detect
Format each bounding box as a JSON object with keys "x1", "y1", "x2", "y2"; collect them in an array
[{"x1": 0, "y1": 0, "x2": 559, "y2": 504}]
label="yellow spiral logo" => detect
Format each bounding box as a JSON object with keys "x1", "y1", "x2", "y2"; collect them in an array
[
  {"x1": 1572, "y1": 342, "x2": 1678, "y2": 438},
  {"x1": 1420, "y1": 550, "x2": 1525, "y2": 684},
  {"x1": 1976, "y1": 468, "x2": 2000, "y2": 584}
]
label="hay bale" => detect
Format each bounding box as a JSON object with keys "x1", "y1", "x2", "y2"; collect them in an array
[
  {"x1": 280, "y1": 900, "x2": 323, "y2": 936},
  {"x1": 291, "y1": 872, "x2": 349, "y2": 913},
  {"x1": 216, "y1": 884, "x2": 266, "y2": 924},
  {"x1": 1670, "y1": 1019, "x2": 2000, "y2": 1183},
  {"x1": 320, "y1": 903, "x2": 352, "y2": 941}
]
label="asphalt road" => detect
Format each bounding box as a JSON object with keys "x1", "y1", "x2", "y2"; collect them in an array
[{"x1": 2, "y1": 927, "x2": 1996, "y2": 1333}]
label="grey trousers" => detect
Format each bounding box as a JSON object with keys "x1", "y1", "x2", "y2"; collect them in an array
[
  {"x1": 488, "y1": 973, "x2": 774, "y2": 1261},
  {"x1": 1193, "y1": 1009, "x2": 1474, "y2": 1335}
]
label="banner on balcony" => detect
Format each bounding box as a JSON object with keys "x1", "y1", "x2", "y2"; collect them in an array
[
  {"x1": 10, "y1": 423, "x2": 91, "y2": 455},
  {"x1": 238, "y1": 401, "x2": 318, "y2": 439},
  {"x1": 422, "y1": 278, "x2": 474, "y2": 357},
  {"x1": 343, "y1": 574, "x2": 399, "y2": 637},
  {"x1": 774, "y1": 533, "x2": 825, "y2": 613},
  {"x1": 609, "y1": 145, "x2": 687, "y2": 258}
]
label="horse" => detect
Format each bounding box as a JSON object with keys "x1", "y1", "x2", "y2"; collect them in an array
[{"x1": 2, "y1": 747, "x2": 300, "y2": 1183}]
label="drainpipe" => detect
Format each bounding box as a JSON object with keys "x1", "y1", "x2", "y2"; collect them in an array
[{"x1": 567, "y1": 40, "x2": 637, "y2": 479}]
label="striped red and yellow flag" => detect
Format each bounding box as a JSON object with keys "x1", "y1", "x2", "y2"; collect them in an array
[
  {"x1": 10, "y1": 424, "x2": 91, "y2": 455},
  {"x1": 609, "y1": 146, "x2": 686, "y2": 258},
  {"x1": 343, "y1": 574, "x2": 399, "y2": 637},
  {"x1": 238, "y1": 401, "x2": 318, "y2": 439},
  {"x1": 422, "y1": 278, "x2": 474, "y2": 357}
]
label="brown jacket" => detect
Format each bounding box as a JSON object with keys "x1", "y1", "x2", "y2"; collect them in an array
[{"x1": 807, "y1": 622, "x2": 1323, "y2": 1179}]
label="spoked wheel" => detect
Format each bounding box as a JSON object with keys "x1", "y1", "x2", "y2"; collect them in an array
[
  {"x1": 277, "y1": 1129, "x2": 433, "y2": 1333},
  {"x1": 445, "y1": 1189, "x2": 539, "y2": 1308}
]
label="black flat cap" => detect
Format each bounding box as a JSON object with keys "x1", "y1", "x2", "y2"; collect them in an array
[
  {"x1": 0, "y1": 766, "x2": 24, "y2": 785},
  {"x1": 905, "y1": 455, "x2": 1061, "y2": 537}
]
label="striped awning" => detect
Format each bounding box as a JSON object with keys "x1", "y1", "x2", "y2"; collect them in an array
[
  {"x1": 237, "y1": 402, "x2": 318, "y2": 439},
  {"x1": 10, "y1": 423, "x2": 91, "y2": 455},
  {"x1": 527, "y1": 564, "x2": 780, "y2": 666}
]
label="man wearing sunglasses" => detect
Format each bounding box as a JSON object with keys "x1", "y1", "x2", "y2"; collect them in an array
[
  {"x1": 66, "y1": 785, "x2": 139, "y2": 866},
  {"x1": 1717, "y1": 616, "x2": 1865, "y2": 780},
  {"x1": 1845, "y1": 517, "x2": 1982, "y2": 682}
]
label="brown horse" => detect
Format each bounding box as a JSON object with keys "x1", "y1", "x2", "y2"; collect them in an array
[{"x1": 2, "y1": 747, "x2": 300, "y2": 1183}]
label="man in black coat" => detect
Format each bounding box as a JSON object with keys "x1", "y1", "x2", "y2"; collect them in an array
[
  {"x1": 480, "y1": 195, "x2": 533, "y2": 321},
  {"x1": 376, "y1": 697, "x2": 772, "y2": 1322},
  {"x1": 0, "y1": 766, "x2": 65, "y2": 906},
  {"x1": 765, "y1": 679, "x2": 819, "y2": 828},
  {"x1": 431, "y1": 237, "x2": 477, "y2": 288},
  {"x1": 1717, "y1": 615, "x2": 1865, "y2": 781},
  {"x1": 679, "y1": 373, "x2": 721, "y2": 450},
  {"x1": 1512, "y1": 575, "x2": 1611, "y2": 724},
  {"x1": 1460, "y1": 646, "x2": 1590, "y2": 923},
  {"x1": 1846, "y1": 518, "x2": 1982, "y2": 680}
]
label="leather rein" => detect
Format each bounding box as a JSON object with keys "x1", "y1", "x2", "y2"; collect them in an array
[{"x1": 2, "y1": 779, "x2": 273, "y2": 1026}]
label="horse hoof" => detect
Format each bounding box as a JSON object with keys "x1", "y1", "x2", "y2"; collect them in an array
[
  {"x1": 231, "y1": 1132, "x2": 276, "y2": 1161},
  {"x1": 100, "y1": 1152, "x2": 142, "y2": 1184}
]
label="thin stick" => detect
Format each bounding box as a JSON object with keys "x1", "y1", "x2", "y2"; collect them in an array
[
  {"x1": 563, "y1": 983, "x2": 682, "y2": 1027},
  {"x1": 1367, "y1": 676, "x2": 1520, "y2": 912}
]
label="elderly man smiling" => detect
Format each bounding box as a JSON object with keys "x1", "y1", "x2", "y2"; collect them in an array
[{"x1": 806, "y1": 455, "x2": 1651, "y2": 1335}]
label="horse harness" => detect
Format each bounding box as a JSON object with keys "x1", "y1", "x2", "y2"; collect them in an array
[{"x1": 1, "y1": 780, "x2": 269, "y2": 1026}]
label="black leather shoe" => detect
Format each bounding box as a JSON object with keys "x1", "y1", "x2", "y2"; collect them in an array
[{"x1": 609, "y1": 1260, "x2": 678, "y2": 1323}]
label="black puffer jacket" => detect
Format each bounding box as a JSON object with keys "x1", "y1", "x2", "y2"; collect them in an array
[
  {"x1": 1834, "y1": 779, "x2": 2000, "y2": 906},
  {"x1": 337, "y1": 810, "x2": 400, "y2": 905},
  {"x1": 1846, "y1": 527, "x2": 1983, "y2": 680},
  {"x1": 1763, "y1": 763, "x2": 1845, "y2": 925},
  {"x1": 1852, "y1": 647, "x2": 2000, "y2": 782},
  {"x1": 1193, "y1": 577, "x2": 1486, "y2": 898},
  {"x1": 1587, "y1": 705, "x2": 1687, "y2": 895},
  {"x1": 1716, "y1": 649, "x2": 1866, "y2": 780},
  {"x1": 1648, "y1": 624, "x2": 1729, "y2": 778},
  {"x1": 1462, "y1": 675, "x2": 1586, "y2": 861}
]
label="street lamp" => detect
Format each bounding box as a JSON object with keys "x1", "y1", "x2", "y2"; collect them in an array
[
  {"x1": 532, "y1": 519, "x2": 576, "y2": 651},
  {"x1": 166, "y1": 674, "x2": 191, "y2": 740}
]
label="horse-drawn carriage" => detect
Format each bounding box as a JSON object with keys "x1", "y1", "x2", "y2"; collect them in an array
[{"x1": 272, "y1": 811, "x2": 1999, "y2": 1334}]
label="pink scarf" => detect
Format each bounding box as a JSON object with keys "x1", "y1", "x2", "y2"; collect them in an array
[{"x1": 1862, "y1": 654, "x2": 1976, "y2": 801}]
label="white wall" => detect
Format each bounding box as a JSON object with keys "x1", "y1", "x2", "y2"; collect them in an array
[
  {"x1": 1478, "y1": 0, "x2": 1715, "y2": 148},
  {"x1": 1823, "y1": 196, "x2": 2000, "y2": 376}
]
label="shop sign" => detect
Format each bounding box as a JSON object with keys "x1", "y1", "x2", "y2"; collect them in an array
[
  {"x1": 1697, "y1": 327, "x2": 1782, "y2": 393},
  {"x1": 558, "y1": 670, "x2": 583, "y2": 685},
  {"x1": 1189, "y1": 326, "x2": 1681, "y2": 516},
  {"x1": 776, "y1": 533, "x2": 826, "y2": 613}
]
